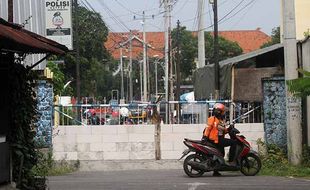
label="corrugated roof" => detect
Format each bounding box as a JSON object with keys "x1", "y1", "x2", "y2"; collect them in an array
[{"x1": 0, "y1": 18, "x2": 68, "y2": 54}]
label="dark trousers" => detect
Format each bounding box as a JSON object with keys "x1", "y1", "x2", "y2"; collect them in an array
[{"x1": 218, "y1": 136, "x2": 237, "y2": 162}]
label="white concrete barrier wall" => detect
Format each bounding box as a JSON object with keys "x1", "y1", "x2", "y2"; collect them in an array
[{"x1": 52, "y1": 123, "x2": 264, "y2": 161}]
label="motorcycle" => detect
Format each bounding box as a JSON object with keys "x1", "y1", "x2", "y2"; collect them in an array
[
  {"x1": 179, "y1": 124, "x2": 261, "y2": 177},
  {"x1": 179, "y1": 106, "x2": 262, "y2": 177}
]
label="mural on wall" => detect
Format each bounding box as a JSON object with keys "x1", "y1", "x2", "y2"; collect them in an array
[
  {"x1": 35, "y1": 80, "x2": 53, "y2": 147},
  {"x1": 262, "y1": 77, "x2": 287, "y2": 150}
]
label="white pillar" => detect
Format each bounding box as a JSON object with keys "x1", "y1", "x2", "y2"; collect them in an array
[{"x1": 283, "y1": 0, "x2": 302, "y2": 165}]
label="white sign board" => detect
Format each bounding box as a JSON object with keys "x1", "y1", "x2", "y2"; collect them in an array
[{"x1": 45, "y1": 0, "x2": 73, "y2": 50}]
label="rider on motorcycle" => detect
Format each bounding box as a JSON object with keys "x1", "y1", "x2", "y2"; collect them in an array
[{"x1": 203, "y1": 103, "x2": 237, "y2": 175}]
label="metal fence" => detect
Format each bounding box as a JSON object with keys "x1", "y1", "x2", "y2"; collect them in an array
[{"x1": 53, "y1": 101, "x2": 263, "y2": 126}]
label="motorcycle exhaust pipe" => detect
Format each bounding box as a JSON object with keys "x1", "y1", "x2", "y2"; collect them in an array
[{"x1": 187, "y1": 161, "x2": 208, "y2": 171}]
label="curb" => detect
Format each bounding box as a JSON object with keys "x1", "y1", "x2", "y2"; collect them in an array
[{"x1": 77, "y1": 159, "x2": 183, "y2": 171}]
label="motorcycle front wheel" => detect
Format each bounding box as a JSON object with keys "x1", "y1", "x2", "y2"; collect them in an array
[
  {"x1": 240, "y1": 153, "x2": 262, "y2": 176},
  {"x1": 183, "y1": 154, "x2": 205, "y2": 177}
]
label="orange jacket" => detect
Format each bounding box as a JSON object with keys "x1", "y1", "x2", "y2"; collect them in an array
[{"x1": 203, "y1": 116, "x2": 227, "y2": 144}]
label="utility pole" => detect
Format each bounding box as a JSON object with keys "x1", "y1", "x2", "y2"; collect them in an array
[
  {"x1": 282, "y1": 0, "x2": 302, "y2": 165},
  {"x1": 211, "y1": 0, "x2": 220, "y2": 100},
  {"x1": 8, "y1": 0, "x2": 13, "y2": 22},
  {"x1": 197, "y1": 0, "x2": 206, "y2": 68},
  {"x1": 176, "y1": 20, "x2": 181, "y2": 122},
  {"x1": 129, "y1": 31, "x2": 133, "y2": 102},
  {"x1": 163, "y1": 0, "x2": 171, "y2": 123},
  {"x1": 142, "y1": 11, "x2": 148, "y2": 102},
  {"x1": 120, "y1": 47, "x2": 124, "y2": 99},
  {"x1": 74, "y1": 0, "x2": 81, "y2": 104}
]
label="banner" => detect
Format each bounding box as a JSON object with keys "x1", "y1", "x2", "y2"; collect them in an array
[{"x1": 45, "y1": 0, "x2": 73, "y2": 50}]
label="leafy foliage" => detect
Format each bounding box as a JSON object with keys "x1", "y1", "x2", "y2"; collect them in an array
[
  {"x1": 171, "y1": 26, "x2": 243, "y2": 80},
  {"x1": 257, "y1": 140, "x2": 310, "y2": 177},
  {"x1": 60, "y1": 5, "x2": 113, "y2": 99},
  {"x1": 31, "y1": 149, "x2": 79, "y2": 177},
  {"x1": 171, "y1": 26, "x2": 198, "y2": 79},
  {"x1": 8, "y1": 60, "x2": 39, "y2": 189},
  {"x1": 261, "y1": 27, "x2": 280, "y2": 48},
  {"x1": 287, "y1": 69, "x2": 310, "y2": 97}
]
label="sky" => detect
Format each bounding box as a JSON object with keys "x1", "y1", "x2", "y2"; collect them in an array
[{"x1": 86, "y1": 0, "x2": 281, "y2": 35}]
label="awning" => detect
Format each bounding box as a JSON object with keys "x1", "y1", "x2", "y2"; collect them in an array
[{"x1": 0, "y1": 18, "x2": 68, "y2": 54}]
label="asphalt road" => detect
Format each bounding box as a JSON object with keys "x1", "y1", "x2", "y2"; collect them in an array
[{"x1": 48, "y1": 169, "x2": 310, "y2": 190}]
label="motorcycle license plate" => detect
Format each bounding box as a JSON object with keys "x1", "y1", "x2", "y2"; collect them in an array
[{"x1": 179, "y1": 149, "x2": 190, "y2": 160}]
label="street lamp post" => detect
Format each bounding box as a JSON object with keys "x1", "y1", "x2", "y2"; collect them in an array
[{"x1": 153, "y1": 55, "x2": 159, "y2": 97}]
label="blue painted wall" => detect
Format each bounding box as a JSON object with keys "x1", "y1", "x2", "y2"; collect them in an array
[
  {"x1": 262, "y1": 77, "x2": 287, "y2": 150},
  {"x1": 35, "y1": 80, "x2": 53, "y2": 148}
]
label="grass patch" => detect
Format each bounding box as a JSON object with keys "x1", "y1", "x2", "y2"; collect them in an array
[
  {"x1": 258, "y1": 140, "x2": 310, "y2": 177},
  {"x1": 31, "y1": 149, "x2": 80, "y2": 177}
]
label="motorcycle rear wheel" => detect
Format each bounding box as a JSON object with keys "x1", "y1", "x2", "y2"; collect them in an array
[
  {"x1": 240, "y1": 153, "x2": 261, "y2": 176},
  {"x1": 183, "y1": 154, "x2": 205, "y2": 177}
]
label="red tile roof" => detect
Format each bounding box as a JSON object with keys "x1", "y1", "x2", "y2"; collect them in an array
[{"x1": 105, "y1": 29, "x2": 271, "y2": 60}]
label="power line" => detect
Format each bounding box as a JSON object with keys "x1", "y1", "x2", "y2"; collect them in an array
[
  {"x1": 199, "y1": 0, "x2": 257, "y2": 31},
  {"x1": 230, "y1": 0, "x2": 257, "y2": 29},
  {"x1": 96, "y1": 0, "x2": 131, "y2": 31},
  {"x1": 181, "y1": 0, "x2": 229, "y2": 23}
]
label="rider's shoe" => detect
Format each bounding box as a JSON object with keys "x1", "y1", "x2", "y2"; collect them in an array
[
  {"x1": 226, "y1": 161, "x2": 237, "y2": 166},
  {"x1": 212, "y1": 171, "x2": 222, "y2": 176}
]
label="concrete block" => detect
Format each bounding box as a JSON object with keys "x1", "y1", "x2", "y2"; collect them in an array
[
  {"x1": 78, "y1": 152, "x2": 103, "y2": 160},
  {"x1": 161, "y1": 134, "x2": 184, "y2": 142},
  {"x1": 102, "y1": 134, "x2": 129, "y2": 142},
  {"x1": 161, "y1": 150, "x2": 182, "y2": 159},
  {"x1": 172, "y1": 125, "x2": 201, "y2": 133},
  {"x1": 65, "y1": 126, "x2": 91, "y2": 135},
  {"x1": 91, "y1": 126, "x2": 117, "y2": 135},
  {"x1": 160, "y1": 142, "x2": 173, "y2": 151},
  {"x1": 129, "y1": 151, "x2": 155, "y2": 159},
  {"x1": 173, "y1": 141, "x2": 187, "y2": 151},
  {"x1": 101, "y1": 143, "x2": 117, "y2": 152},
  {"x1": 65, "y1": 144, "x2": 78, "y2": 152},
  {"x1": 103, "y1": 151, "x2": 130, "y2": 160},
  {"x1": 184, "y1": 133, "x2": 202, "y2": 140},
  {"x1": 54, "y1": 127, "x2": 66, "y2": 135},
  {"x1": 129, "y1": 134, "x2": 154, "y2": 142},
  {"x1": 127, "y1": 126, "x2": 155, "y2": 134},
  {"x1": 90, "y1": 143, "x2": 104, "y2": 152},
  {"x1": 117, "y1": 126, "x2": 129, "y2": 134},
  {"x1": 116, "y1": 142, "x2": 131, "y2": 151},
  {"x1": 77, "y1": 143, "x2": 90, "y2": 152},
  {"x1": 53, "y1": 143, "x2": 65, "y2": 152},
  {"x1": 53, "y1": 135, "x2": 76, "y2": 144},
  {"x1": 66, "y1": 152, "x2": 78, "y2": 160},
  {"x1": 161, "y1": 126, "x2": 173, "y2": 133},
  {"x1": 76, "y1": 135, "x2": 102, "y2": 143},
  {"x1": 53, "y1": 152, "x2": 67, "y2": 160},
  {"x1": 131, "y1": 142, "x2": 155, "y2": 151}
]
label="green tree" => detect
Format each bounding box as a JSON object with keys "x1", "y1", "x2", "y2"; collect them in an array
[
  {"x1": 171, "y1": 26, "x2": 243, "y2": 80},
  {"x1": 261, "y1": 27, "x2": 280, "y2": 48},
  {"x1": 171, "y1": 26, "x2": 198, "y2": 80},
  {"x1": 287, "y1": 69, "x2": 310, "y2": 97},
  {"x1": 60, "y1": 5, "x2": 112, "y2": 100},
  {"x1": 204, "y1": 32, "x2": 243, "y2": 63}
]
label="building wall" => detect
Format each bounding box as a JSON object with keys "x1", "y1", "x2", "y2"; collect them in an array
[
  {"x1": 281, "y1": 0, "x2": 310, "y2": 41},
  {"x1": 36, "y1": 80, "x2": 54, "y2": 147},
  {"x1": 52, "y1": 123, "x2": 264, "y2": 161},
  {"x1": 262, "y1": 77, "x2": 287, "y2": 150},
  {"x1": 295, "y1": 0, "x2": 310, "y2": 40},
  {"x1": 0, "y1": 0, "x2": 46, "y2": 70}
]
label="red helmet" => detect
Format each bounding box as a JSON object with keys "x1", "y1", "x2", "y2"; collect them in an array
[{"x1": 213, "y1": 103, "x2": 226, "y2": 116}]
